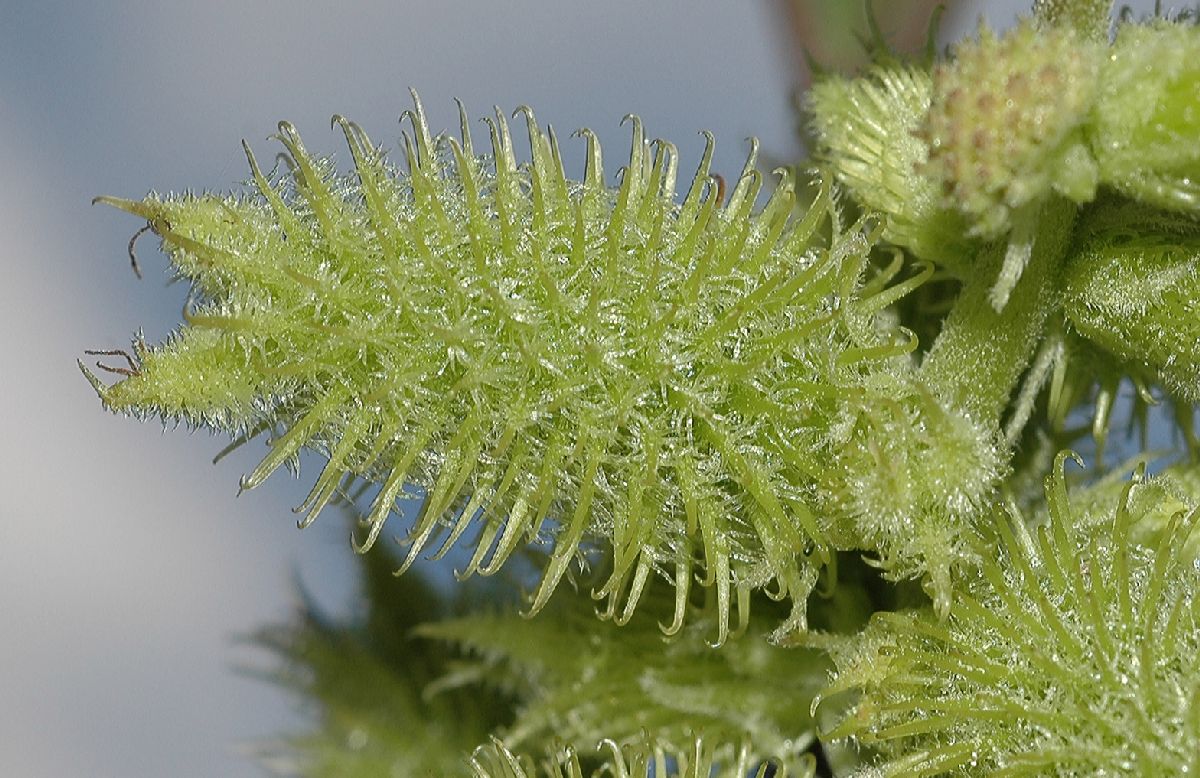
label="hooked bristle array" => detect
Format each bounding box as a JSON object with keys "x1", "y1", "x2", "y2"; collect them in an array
[
  {"x1": 819, "y1": 454, "x2": 1200, "y2": 775},
  {"x1": 85, "y1": 92, "x2": 957, "y2": 640}
]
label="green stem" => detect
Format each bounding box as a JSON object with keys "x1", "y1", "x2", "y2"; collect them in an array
[{"x1": 920, "y1": 197, "x2": 1076, "y2": 428}]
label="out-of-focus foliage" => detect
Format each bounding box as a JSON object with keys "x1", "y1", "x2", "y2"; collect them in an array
[
  {"x1": 417, "y1": 586, "x2": 829, "y2": 773},
  {"x1": 250, "y1": 546, "x2": 514, "y2": 776}
]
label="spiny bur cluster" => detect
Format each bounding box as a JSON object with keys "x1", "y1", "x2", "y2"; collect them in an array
[
  {"x1": 814, "y1": 6, "x2": 1200, "y2": 313},
  {"x1": 418, "y1": 586, "x2": 826, "y2": 775},
  {"x1": 86, "y1": 92, "x2": 1004, "y2": 641},
  {"x1": 83, "y1": 0, "x2": 1200, "y2": 775},
  {"x1": 818, "y1": 455, "x2": 1200, "y2": 776}
]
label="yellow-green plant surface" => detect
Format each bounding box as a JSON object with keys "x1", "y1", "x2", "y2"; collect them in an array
[{"x1": 85, "y1": 0, "x2": 1200, "y2": 774}]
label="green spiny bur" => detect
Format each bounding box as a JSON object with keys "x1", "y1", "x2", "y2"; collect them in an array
[
  {"x1": 418, "y1": 587, "x2": 827, "y2": 775},
  {"x1": 251, "y1": 546, "x2": 512, "y2": 776},
  {"x1": 1091, "y1": 19, "x2": 1200, "y2": 213},
  {"x1": 807, "y1": 65, "x2": 976, "y2": 273},
  {"x1": 818, "y1": 453, "x2": 1200, "y2": 775},
  {"x1": 1062, "y1": 459, "x2": 1200, "y2": 562},
  {"x1": 1063, "y1": 200, "x2": 1200, "y2": 404},
  {"x1": 89, "y1": 94, "x2": 1005, "y2": 640},
  {"x1": 469, "y1": 737, "x2": 803, "y2": 778}
]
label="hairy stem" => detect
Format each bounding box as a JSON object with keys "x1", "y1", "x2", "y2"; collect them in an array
[{"x1": 920, "y1": 197, "x2": 1075, "y2": 427}]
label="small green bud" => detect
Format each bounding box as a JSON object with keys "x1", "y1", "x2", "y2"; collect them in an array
[
  {"x1": 1062, "y1": 201, "x2": 1200, "y2": 403},
  {"x1": 807, "y1": 65, "x2": 976, "y2": 272},
  {"x1": 924, "y1": 20, "x2": 1103, "y2": 238},
  {"x1": 815, "y1": 376, "x2": 1003, "y2": 617},
  {"x1": 1090, "y1": 21, "x2": 1200, "y2": 214}
]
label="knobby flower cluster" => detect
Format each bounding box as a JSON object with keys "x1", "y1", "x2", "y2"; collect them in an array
[{"x1": 85, "y1": 0, "x2": 1200, "y2": 774}]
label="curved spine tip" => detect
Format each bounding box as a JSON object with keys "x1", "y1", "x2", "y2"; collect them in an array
[
  {"x1": 681, "y1": 131, "x2": 717, "y2": 210},
  {"x1": 91, "y1": 195, "x2": 155, "y2": 221},
  {"x1": 239, "y1": 138, "x2": 258, "y2": 169},
  {"x1": 78, "y1": 360, "x2": 109, "y2": 397},
  {"x1": 650, "y1": 138, "x2": 680, "y2": 197},
  {"x1": 512, "y1": 104, "x2": 536, "y2": 123},
  {"x1": 454, "y1": 97, "x2": 473, "y2": 157},
  {"x1": 399, "y1": 89, "x2": 434, "y2": 164},
  {"x1": 576, "y1": 127, "x2": 604, "y2": 189},
  {"x1": 274, "y1": 120, "x2": 302, "y2": 146},
  {"x1": 350, "y1": 521, "x2": 382, "y2": 555},
  {"x1": 741, "y1": 135, "x2": 761, "y2": 162},
  {"x1": 1054, "y1": 448, "x2": 1086, "y2": 477},
  {"x1": 771, "y1": 165, "x2": 795, "y2": 188},
  {"x1": 513, "y1": 105, "x2": 546, "y2": 165}
]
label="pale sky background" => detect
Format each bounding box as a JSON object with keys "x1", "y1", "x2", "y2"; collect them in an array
[{"x1": 0, "y1": 2, "x2": 1163, "y2": 776}]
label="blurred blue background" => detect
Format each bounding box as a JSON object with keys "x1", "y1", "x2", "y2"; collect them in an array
[{"x1": 0, "y1": 1, "x2": 1161, "y2": 775}]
